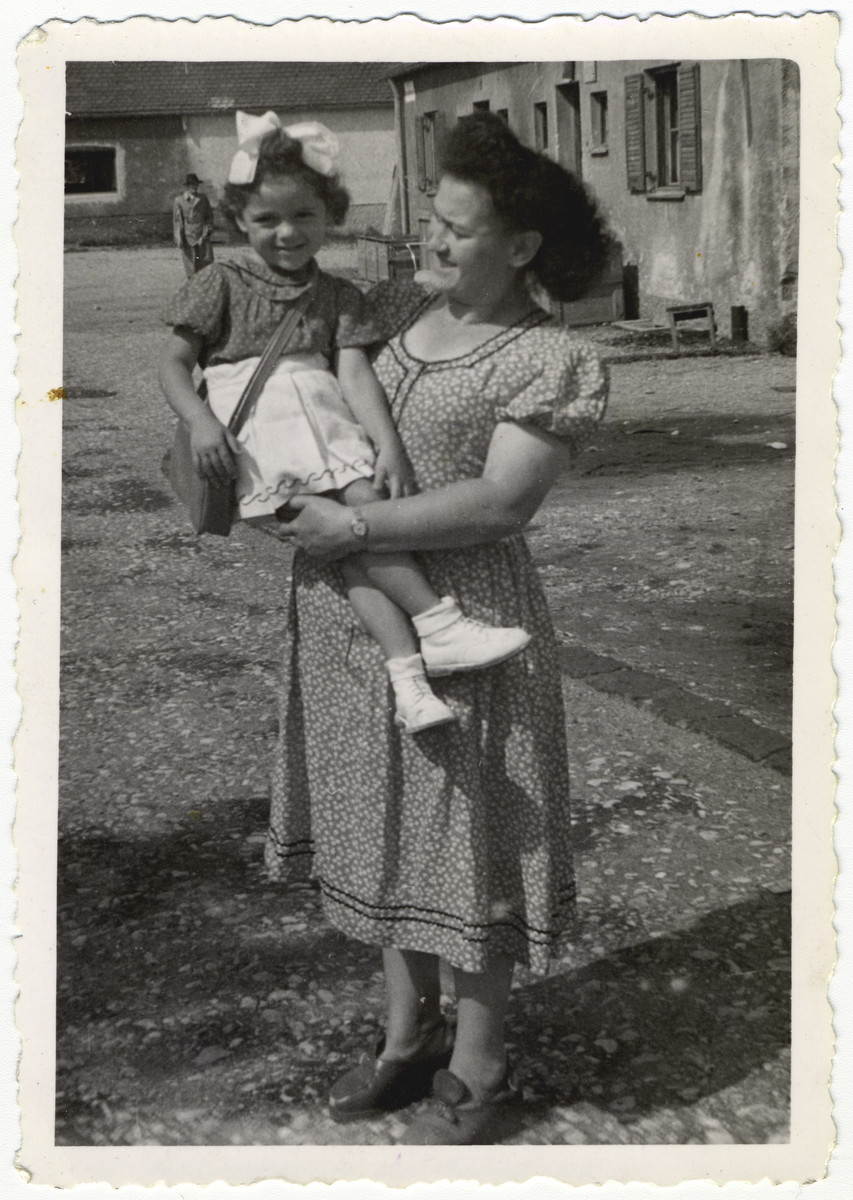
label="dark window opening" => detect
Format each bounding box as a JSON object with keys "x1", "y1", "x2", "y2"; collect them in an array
[
  {"x1": 654, "y1": 68, "x2": 680, "y2": 185},
  {"x1": 65, "y1": 148, "x2": 117, "y2": 194},
  {"x1": 534, "y1": 102, "x2": 549, "y2": 152},
  {"x1": 496, "y1": 108, "x2": 509, "y2": 125},
  {"x1": 590, "y1": 91, "x2": 608, "y2": 150},
  {"x1": 423, "y1": 112, "x2": 437, "y2": 187},
  {"x1": 473, "y1": 100, "x2": 490, "y2": 113}
]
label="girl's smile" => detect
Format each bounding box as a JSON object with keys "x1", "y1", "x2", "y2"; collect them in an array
[{"x1": 236, "y1": 175, "x2": 328, "y2": 275}]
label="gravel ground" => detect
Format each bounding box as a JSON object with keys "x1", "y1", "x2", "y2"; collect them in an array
[{"x1": 56, "y1": 245, "x2": 793, "y2": 1147}]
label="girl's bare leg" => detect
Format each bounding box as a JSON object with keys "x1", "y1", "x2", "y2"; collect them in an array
[
  {"x1": 339, "y1": 556, "x2": 420, "y2": 661},
  {"x1": 381, "y1": 948, "x2": 443, "y2": 1060},
  {"x1": 339, "y1": 479, "x2": 441, "y2": 616}
]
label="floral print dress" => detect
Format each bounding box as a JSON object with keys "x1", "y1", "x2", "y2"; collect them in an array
[{"x1": 265, "y1": 281, "x2": 608, "y2": 975}]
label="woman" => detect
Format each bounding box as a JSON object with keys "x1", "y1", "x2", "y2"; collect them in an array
[{"x1": 265, "y1": 112, "x2": 611, "y2": 1144}]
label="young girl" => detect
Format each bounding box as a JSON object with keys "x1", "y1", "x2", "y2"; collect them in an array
[{"x1": 160, "y1": 112, "x2": 530, "y2": 734}]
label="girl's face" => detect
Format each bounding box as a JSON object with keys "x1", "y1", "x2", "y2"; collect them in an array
[
  {"x1": 424, "y1": 175, "x2": 529, "y2": 306},
  {"x1": 236, "y1": 174, "x2": 328, "y2": 274}
]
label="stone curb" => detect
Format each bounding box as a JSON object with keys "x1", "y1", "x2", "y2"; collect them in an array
[{"x1": 558, "y1": 645, "x2": 790, "y2": 773}]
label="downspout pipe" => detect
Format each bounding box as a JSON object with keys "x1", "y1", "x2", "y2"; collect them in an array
[{"x1": 389, "y1": 76, "x2": 410, "y2": 235}]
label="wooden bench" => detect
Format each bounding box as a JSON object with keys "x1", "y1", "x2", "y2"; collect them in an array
[
  {"x1": 612, "y1": 301, "x2": 717, "y2": 355},
  {"x1": 665, "y1": 301, "x2": 716, "y2": 354}
]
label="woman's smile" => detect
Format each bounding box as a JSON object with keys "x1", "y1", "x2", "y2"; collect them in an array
[{"x1": 418, "y1": 176, "x2": 524, "y2": 307}]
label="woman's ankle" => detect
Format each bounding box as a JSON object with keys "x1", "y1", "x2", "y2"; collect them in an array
[
  {"x1": 381, "y1": 1013, "x2": 446, "y2": 1062},
  {"x1": 447, "y1": 1051, "x2": 508, "y2": 1102}
]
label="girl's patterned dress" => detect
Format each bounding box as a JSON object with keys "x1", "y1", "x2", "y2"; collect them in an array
[
  {"x1": 264, "y1": 280, "x2": 609, "y2": 975},
  {"x1": 163, "y1": 257, "x2": 381, "y2": 518}
]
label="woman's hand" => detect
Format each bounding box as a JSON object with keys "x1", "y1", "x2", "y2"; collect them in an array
[
  {"x1": 277, "y1": 495, "x2": 358, "y2": 561},
  {"x1": 189, "y1": 409, "x2": 240, "y2": 484},
  {"x1": 373, "y1": 441, "x2": 418, "y2": 499}
]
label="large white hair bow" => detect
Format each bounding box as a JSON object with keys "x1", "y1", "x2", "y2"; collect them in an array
[{"x1": 228, "y1": 111, "x2": 339, "y2": 184}]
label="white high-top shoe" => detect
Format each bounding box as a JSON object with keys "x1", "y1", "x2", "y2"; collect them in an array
[
  {"x1": 413, "y1": 597, "x2": 531, "y2": 678},
  {"x1": 386, "y1": 654, "x2": 457, "y2": 735}
]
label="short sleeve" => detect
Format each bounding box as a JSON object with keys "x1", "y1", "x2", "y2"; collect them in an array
[
  {"x1": 331, "y1": 277, "x2": 383, "y2": 349},
  {"x1": 162, "y1": 263, "x2": 229, "y2": 346},
  {"x1": 495, "y1": 335, "x2": 608, "y2": 457}
]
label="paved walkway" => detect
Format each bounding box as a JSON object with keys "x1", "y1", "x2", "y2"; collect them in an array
[{"x1": 55, "y1": 246, "x2": 794, "y2": 1148}]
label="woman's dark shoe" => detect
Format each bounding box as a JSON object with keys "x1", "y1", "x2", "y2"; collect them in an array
[
  {"x1": 328, "y1": 1020, "x2": 454, "y2": 1124},
  {"x1": 397, "y1": 1067, "x2": 523, "y2": 1145}
]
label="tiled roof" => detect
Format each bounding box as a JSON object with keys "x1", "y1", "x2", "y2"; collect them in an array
[{"x1": 66, "y1": 61, "x2": 398, "y2": 117}]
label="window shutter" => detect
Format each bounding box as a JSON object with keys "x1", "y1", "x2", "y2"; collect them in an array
[
  {"x1": 415, "y1": 115, "x2": 427, "y2": 192},
  {"x1": 678, "y1": 63, "x2": 702, "y2": 192},
  {"x1": 624, "y1": 74, "x2": 646, "y2": 193},
  {"x1": 432, "y1": 110, "x2": 448, "y2": 185}
]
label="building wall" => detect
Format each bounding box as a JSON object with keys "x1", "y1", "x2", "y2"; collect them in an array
[
  {"x1": 394, "y1": 60, "x2": 799, "y2": 345},
  {"x1": 65, "y1": 115, "x2": 186, "y2": 244},
  {"x1": 66, "y1": 106, "x2": 396, "y2": 245},
  {"x1": 182, "y1": 106, "x2": 396, "y2": 234},
  {"x1": 579, "y1": 58, "x2": 798, "y2": 345}
]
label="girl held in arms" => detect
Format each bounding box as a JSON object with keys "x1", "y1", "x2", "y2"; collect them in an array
[{"x1": 160, "y1": 112, "x2": 531, "y2": 735}]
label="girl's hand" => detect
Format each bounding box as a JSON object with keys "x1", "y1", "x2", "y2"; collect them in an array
[
  {"x1": 189, "y1": 410, "x2": 240, "y2": 484},
  {"x1": 373, "y1": 442, "x2": 418, "y2": 499},
  {"x1": 278, "y1": 495, "x2": 357, "y2": 562}
]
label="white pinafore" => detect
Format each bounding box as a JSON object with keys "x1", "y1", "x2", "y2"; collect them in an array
[{"x1": 204, "y1": 351, "x2": 376, "y2": 519}]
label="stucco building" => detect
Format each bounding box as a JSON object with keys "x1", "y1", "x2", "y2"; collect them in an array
[
  {"x1": 65, "y1": 62, "x2": 398, "y2": 245},
  {"x1": 388, "y1": 61, "x2": 799, "y2": 345}
]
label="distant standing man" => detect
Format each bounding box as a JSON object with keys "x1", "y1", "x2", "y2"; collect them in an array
[{"x1": 173, "y1": 173, "x2": 215, "y2": 278}]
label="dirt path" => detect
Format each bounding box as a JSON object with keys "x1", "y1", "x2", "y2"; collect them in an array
[{"x1": 55, "y1": 247, "x2": 793, "y2": 1146}]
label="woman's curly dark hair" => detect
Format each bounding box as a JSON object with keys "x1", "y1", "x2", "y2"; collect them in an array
[
  {"x1": 219, "y1": 127, "x2": 350, "y2": 232},
  {"x1": 439, "y1": 112, "x2": 613, "y2": 302}
]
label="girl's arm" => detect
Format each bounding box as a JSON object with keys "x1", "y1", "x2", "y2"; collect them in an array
[
  {"x1": 285, "y1": 420, "x2": 569, "y2": 559},
  {"x1": 336, "y1": 346, "x2": 415, "y2": 497},
  {"x1": 159, "y1": 328, "x2": 240, "y2": 484}
]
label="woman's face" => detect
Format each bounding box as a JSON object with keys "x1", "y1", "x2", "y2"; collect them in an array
[
  {"x1": 236, "y1": 174, "x2": 328, "y2": 275},
  {"x1": 425, "y1": 175, "x2": 525, "y2": 305}
]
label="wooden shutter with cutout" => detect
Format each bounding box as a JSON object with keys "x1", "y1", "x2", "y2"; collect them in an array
[
  {"x1": 431, "y1": 110, "x2": 448, "y2": 188},
  {"x1": 678, "y1": 63, "x2": 702, "y2": 192},
  {"x1": 415, "y1": 115, "x2": 427, "y2": 192},
  {"x1": 625, "y1": 74, "x2": 646, "y2": 193}
]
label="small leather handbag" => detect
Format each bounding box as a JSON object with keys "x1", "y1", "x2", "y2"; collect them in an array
[{"x1": 168, "y1": 289, "x2": 313, "y2": 536}]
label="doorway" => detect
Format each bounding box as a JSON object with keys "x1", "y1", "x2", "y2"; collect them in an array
[{"x1": 555, "y1": 82, "x2": 582, "y2": 178}]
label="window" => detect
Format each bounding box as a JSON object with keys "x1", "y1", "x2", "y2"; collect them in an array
[
  {"x1": 654, "y1": 68, "x2": 680, "y2": 185},
  {"x1": 534, "y1": 102, "x2": 549, "y2": 152},
  {"x1": 415, "y1": 110, "x2": 444, "y2": 192},
  {"x1": 590, "y1": 91, "x2": 608, "y2": 153},
  {"x1": 496, "y1": 108, "x2": 509, "y2": 125},
  {"x1": 473, "y1": 100, "x2": 490, "y2": 113},
  {"x1": 65, "y1": 147, "x2": 117, "y2": 194},
  {"x1": 624, "y1": 63, "x2": 702, "y2": 196}
]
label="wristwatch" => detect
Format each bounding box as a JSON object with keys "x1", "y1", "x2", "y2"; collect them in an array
[{"x1": 350, "y1": 508, "x2": 369, "y2": 546}]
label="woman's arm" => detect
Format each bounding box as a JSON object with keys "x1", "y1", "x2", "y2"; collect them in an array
[
  {"x1": 159, "y1": 328, "x2": 239, "y2": 483},
  {"x1": 336, "y1": 346, "x2": 415, "y2": 497},
  {"x1": 285, "y1": 420, "x2": 570, "y2": 559}
]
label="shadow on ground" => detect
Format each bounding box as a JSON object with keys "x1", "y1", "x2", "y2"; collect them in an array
[
  {"x1": 57, "y1": 795, "x2": 790, "y2": 1145},
  {"x1": 577, "y1": 412, "x2": 795, "y2": 477}
]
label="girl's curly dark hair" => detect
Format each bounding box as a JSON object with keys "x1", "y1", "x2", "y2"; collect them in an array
[
  {"x1": 219, "y1": 127, "x2": 350, "y2": 231},
  {"x1": 439, "y1": 112, "x2": 613, "y2": 302}
]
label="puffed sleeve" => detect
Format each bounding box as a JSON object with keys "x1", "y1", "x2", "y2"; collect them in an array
[
  {"x1": 364, "y1": 280, "x2": 431, "y2": 342},
  {"x1": 332, "y1": 277, "x2": 383, "y2": 349},
  {"x1": 162, "y1": 263, "x2": 229, "y2": 345},
  {"x1": 495, "y1": 333, "x2": 608, "y2": 457}
]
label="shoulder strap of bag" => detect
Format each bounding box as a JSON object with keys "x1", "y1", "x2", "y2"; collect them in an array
[{"x1": 227, "y1": 287, "x2": 315, "y2": 437}]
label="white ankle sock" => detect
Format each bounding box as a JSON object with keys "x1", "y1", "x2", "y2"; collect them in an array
[{"x1": 414, "y1": 596, "x2": 455, "y2": 621}]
